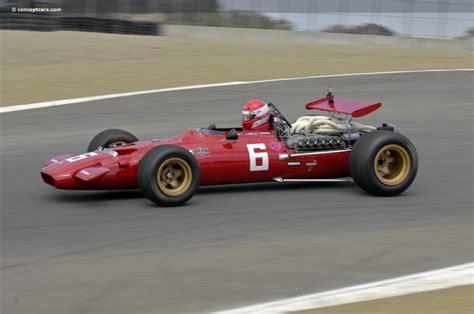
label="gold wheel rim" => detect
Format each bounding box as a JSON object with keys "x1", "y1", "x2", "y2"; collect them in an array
[
  {"x1": 109, "y1": 140, "x2": 127, "y2": 147},
  {"x1": 157, "y1": 157, "x2": 192, "y2": 197},
  {"x1": 374, "y1": 144, "x2": 411, "y2": 186}
]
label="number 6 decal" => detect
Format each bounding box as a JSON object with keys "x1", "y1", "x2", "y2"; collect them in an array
[
  {"x1": 247, "y1": 144, "x2": 269, "y2": 171},
  {"x1": 66, "y1": 152, "x2": 98, "y2": 163}
]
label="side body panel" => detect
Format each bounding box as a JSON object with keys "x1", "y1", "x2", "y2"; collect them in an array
[
  {"x1": 41, "y1": 129, "x2": 350, "y2": 190},
  {"x1": 196, "y1": 131, "x2": 350, "y2": 185}
]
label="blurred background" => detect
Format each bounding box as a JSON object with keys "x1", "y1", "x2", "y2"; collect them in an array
[
  {"x1": 1, "y1": 0, "x2": 472, "y2": 106},
  {"x1": 0, "y1": 0, "x2": 472, "y2": 38}
]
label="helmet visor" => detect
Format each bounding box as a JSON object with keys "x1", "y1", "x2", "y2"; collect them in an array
[{"x1": 242, "y1": 111, "x2": 257, "y2": 121}]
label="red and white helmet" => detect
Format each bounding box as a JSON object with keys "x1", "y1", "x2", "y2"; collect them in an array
[{"x1": 242, "y1": 99, "x2": 272, "y2": 131}]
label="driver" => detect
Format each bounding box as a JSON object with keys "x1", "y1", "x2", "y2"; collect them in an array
[{"x1": 242, "y1": 99, "x2": 272, "y2": 131}]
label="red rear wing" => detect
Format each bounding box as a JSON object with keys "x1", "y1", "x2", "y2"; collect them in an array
[{"x1": 305, "y1": 97, "x2": 382, "y2": 118}]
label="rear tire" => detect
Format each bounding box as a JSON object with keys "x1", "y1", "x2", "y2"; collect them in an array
[
  {"x1": 138, "y1": 145, "x2": 200, "y2": 206},
  {"x1": 87, "y1": 129, "x2": 139, "y2": 152},
  {"x1": 349, "y1": 130, "x2": 418, "y2": 196}
]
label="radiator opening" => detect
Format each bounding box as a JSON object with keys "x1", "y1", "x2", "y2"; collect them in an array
[{"x1": 41, "y1": 173, "x2": 55, "y2": 187}]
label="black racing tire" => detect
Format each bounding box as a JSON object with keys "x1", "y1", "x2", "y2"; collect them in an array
[
  {"x1": 138, "y1": 145, "x2": 200, "y2": 206},
  {"x1": 87, "y1": 129, "x2": 139, "y2": 152},
  {"x1": 349, "y1": 130, "x2": 418, "y2": 196}
]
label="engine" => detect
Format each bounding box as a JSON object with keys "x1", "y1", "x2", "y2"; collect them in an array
[
  {"x1": 286, "y1": 134, "x2": 345, "y2": 151},
  {"x1": 269, "y1": 104, "x2": 377, "y2": 152},
  {"x1": 282, "y1": 115, "x2": 378, "y2": 151}
]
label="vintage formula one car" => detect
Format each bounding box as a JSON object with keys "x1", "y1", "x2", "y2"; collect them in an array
[{"x1": 41, "y1": 90, "x2": 418, "y2": 206}]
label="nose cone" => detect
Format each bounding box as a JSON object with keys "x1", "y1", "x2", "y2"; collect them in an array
[
  {"x1": 41, "y1": 162, "x2": 74, "y2": 189},
  {"x1": 40, "y1": 151, "x2": 107, "y2": 189}
]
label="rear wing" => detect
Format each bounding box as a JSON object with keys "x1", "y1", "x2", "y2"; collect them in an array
[{"x1": 305, "y1": 96, "x2": 381, "y2": 118}]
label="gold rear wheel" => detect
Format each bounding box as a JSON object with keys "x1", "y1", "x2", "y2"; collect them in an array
[
  {"x1": 156, "y1": 157, "x2": 193, "y2": 197},
  {"x1": 350, "y1": 130, "x2": 418, "y2": 196},
  {"x1": 374, "y1": 144, "x2": 411, "y2": 186}
]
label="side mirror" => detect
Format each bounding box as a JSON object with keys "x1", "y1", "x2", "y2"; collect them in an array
[{"x1": 226, "y1": 129, "x2": 238, "y2": 141}]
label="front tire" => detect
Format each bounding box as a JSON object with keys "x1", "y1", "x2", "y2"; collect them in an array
[
  {"x1": 87, "y1": 129, "x2": 139, "y2": 152},
  {"x1": 349, "y1": 130, "x2": 418, "y2": 196},
  {"x1": 138, "y1": 145, "x2": 200, "y2": 206}
]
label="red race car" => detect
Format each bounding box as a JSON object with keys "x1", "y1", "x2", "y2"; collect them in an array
[{"x1": 41, "y1": 91, "x2": 418, "y2": 206}]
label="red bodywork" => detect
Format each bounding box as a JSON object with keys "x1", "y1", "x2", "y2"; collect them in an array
[
  {"x1": 41, "y1": 97, "x2": 382, "y2": 190},
  {"x1": 41, "y1": 129, "x2": 350, "y2": 190}
]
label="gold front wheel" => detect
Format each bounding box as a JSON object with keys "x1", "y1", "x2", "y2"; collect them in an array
[
  {"x1": 109, "y1": 140, "x2": 128, "y2": 147},
  {"x1": 157, "y1": 157, "x2": 193, "y2": 197},
  {"x1": 374, "y1": 144, "x2": 411, "y2": 186},
  {"x1": 138, "y1": 145, "x2": 200, "y2": 206},
  {"x1": 87, "y1": 129, "x2": 138, "y2": 152}
]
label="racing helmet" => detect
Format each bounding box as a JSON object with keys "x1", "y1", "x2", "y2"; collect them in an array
[{"x1": 242, "y1": 99, "x2": 272, "y2": 131}]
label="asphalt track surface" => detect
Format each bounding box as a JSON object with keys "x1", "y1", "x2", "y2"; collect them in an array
[{"x1": 1, "y1": 71, "x2": 472, "y2": 313}]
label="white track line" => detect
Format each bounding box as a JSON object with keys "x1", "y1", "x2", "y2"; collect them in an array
[
  {"x1": 214, "y1": 262, "x2": 474, "y2": 314},
  {"x1": 1, "y1": 69, "x2": 472, "y2": 114}
]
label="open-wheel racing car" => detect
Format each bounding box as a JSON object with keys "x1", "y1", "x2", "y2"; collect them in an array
[{"x1": 41, "y1": 90, "x2": 418, "y2": 206}]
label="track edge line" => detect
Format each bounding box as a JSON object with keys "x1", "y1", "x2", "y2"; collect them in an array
[
  {"x1": 1, "y1": 69, "x2": 472, "y2": 114},
  {"x1": 213, "y1": 262, "x2": 474, "y2": 314}
]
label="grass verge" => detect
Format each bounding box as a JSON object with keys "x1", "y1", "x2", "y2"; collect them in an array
[{"x1": 292, "y1": 285, "x2": 473, "y2": 314}]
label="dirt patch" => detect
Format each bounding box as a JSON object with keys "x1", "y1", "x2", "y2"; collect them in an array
[
  {"x1": 1, "y1": 30, "x2": 472, "y2": 106},
  {"x1": 293, "y1": 285, "x2": 474, "y2": 314}
]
